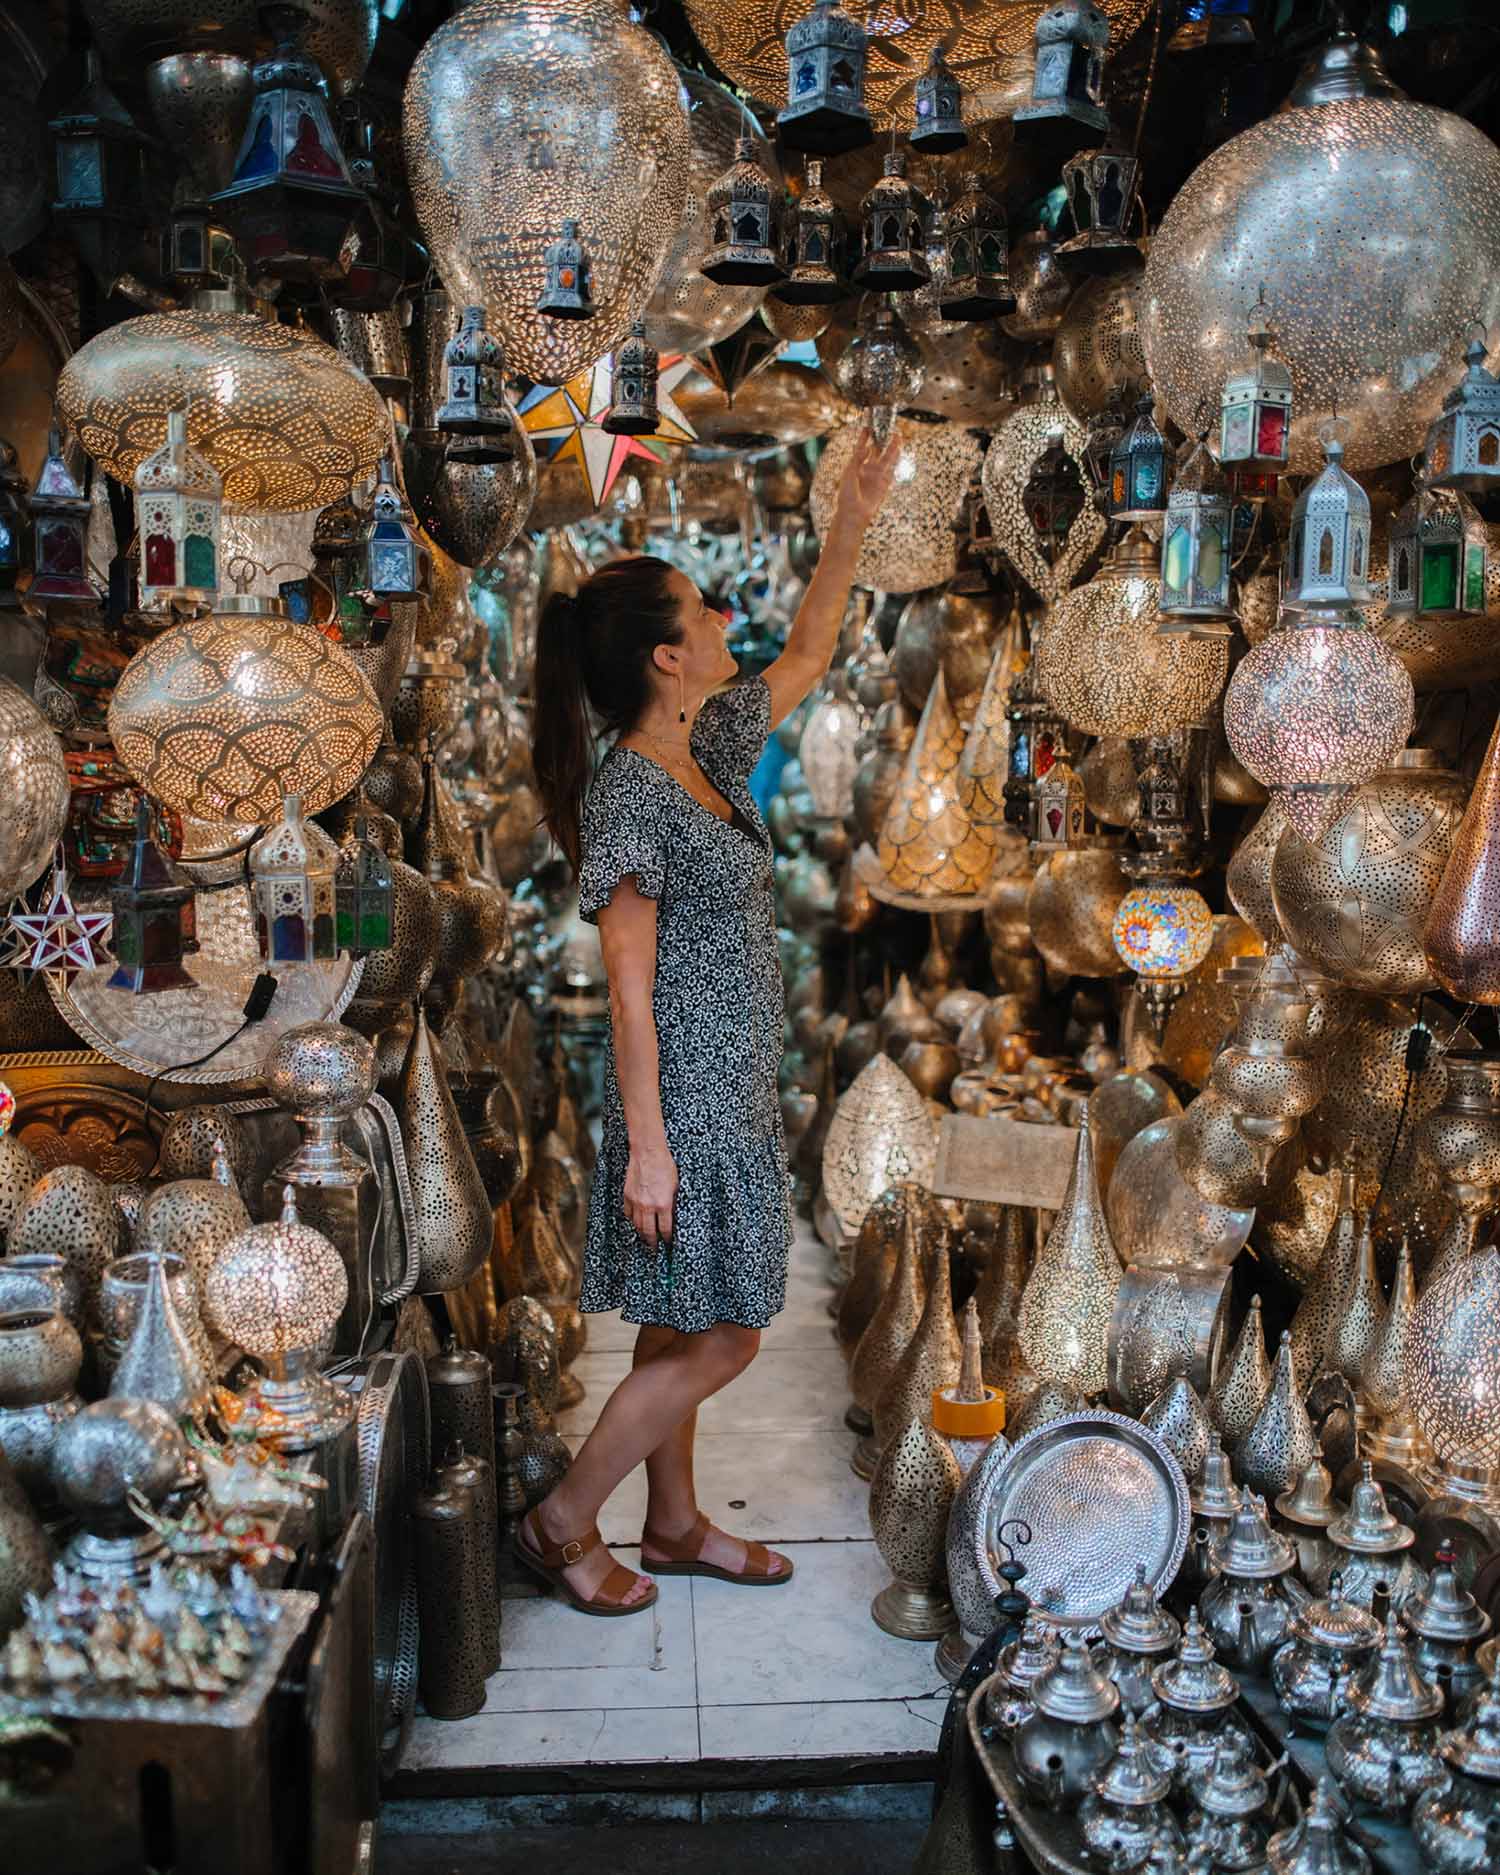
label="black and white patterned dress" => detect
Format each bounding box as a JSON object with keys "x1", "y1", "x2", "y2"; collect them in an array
[{"x1": 576, "y1": 675, "x2": 792, "y2": 1333}]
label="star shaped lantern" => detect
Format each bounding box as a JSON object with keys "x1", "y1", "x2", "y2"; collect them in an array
[
  {"x1": 7, "y1": 860, "x2": 111, "y2": 987},
  {"x1": 518, "y1": 350, "x2": 697, "y2": 509}
]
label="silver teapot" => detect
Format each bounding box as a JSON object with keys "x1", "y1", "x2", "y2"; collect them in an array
[
  {"x1": 1013, "y1": 1630, "x2": 1121, "y2": 1808},
  {"x1": 984, "y1": 1615, "x2": 1059, "y2": 1734},
  {"x1": 1325, "y1": 1612, "x2": 1447, "y2": 1813},
  {"x1": 1186, "y1": 1729, "x2": 1281, "y2": 1875},
  {"x1": 1323, "y1": 1463, "x2": 1427, "y2": 1615},
  {"x1": 1201, "y1": 1488, "x2": 1302, "y2": 1673},
  {"x1": 1101, "y1": 1562, "x2": 1182, "y2": 1717},
  {"x1": 1412, "y1": 1659, "x2": 1500, "y2": 1873},
  {"x1": 1078, "y1": 1710, "x2": 1184, "y2": 1870},
  {"x1": 1266, "y1": 1776, "x2": 1370, "y2": 1875},
  {"x1": 1270, "y1": 1573, "x2": 1381, "y2": 1733},
  {"x1": 1141, "y1": 1607, "x2": 1244, "y2": 1790},
  {"x1": 1401, "y1": 1543, "x2": 1492, "y2": 1709}
]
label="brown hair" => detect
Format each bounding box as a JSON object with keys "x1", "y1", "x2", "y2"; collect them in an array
[{"x1": 531, "y1": 554, "x2": 685, "y2": 871}]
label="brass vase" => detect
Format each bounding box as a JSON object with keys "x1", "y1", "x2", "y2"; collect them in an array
[
  {"x1": 1207, "y1": 1295, "x2": 1272, "y2": 1449},
  {"x1": 874, "y1": 1227, "x2": 963, "y2": 1451},
  {"x1": 1425, "y1": 706, "x2": 1500, "y2": 1003},
  {"x1": 835, "y1": 1184, "x2": 911, "y2": 1362},
  {"x1": 868, "y1": 1415, "x2": 962, "y2": 1641},
  {"x1": 849, "y1": 1205, "x2": 928, "y2": 1479},
  {"x1": 1237, "y1": 1332, "x2": 1321, "y2": 1500},
  {"x1": 1018, "y1": 1112, "x2": 1122, "y2": 1397}
]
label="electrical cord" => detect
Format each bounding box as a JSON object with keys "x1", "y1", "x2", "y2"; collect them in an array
[
  {"x1": 143, "y1": 972, "x2": 280, "y2": 1150},
  {"x1": 1372, "y1": 994, "x2": 1430, "y2": 1223}
]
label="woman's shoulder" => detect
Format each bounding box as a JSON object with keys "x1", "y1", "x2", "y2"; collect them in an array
[{"x1": 583, "y1": 747, "x2": 658, "y2": 829}]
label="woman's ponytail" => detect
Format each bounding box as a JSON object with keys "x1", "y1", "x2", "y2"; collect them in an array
[{"x1": 531, "y1": 589, "x2": 594, "y2": 872}]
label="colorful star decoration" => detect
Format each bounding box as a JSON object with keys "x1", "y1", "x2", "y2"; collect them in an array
[
  {"x1": 517, "y1": 351, "x2": 697, "y2": 508},
  {"x1": 6, "y1": 863, "x2": 112, "y2": 987}
]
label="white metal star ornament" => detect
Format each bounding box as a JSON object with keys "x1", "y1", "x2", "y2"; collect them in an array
[{"x1": 7, "y1": 861, "x2": 112, "y2": 987}]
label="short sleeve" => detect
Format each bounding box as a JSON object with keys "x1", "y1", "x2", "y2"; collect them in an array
[
  {"x1": 691, "y1": 675, "x2": 771, "y2": 787},
  {"x1": 576, "y1": 767, "x2": 666, "y2": 924}
]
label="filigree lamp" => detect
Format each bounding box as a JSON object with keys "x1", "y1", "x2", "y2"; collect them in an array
[
  {"x1": 1406, "y1": 1246, "x2": 1500, "y2": 1518},
  {"x1": 981, "y1": 378, "x2": 1105, "y2": 602},
  {"x1": 811, "y1": 418, "x2": 980, "y2": 595},
  {"x1": 874, "y1": 671, "x2": 998, "y2": 901}
]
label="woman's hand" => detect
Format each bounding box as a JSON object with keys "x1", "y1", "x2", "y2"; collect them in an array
[
  {"x1": 624, "y1": 1144, "x2": 678, "y2": 1250},
  {"x1": 832, "y1": 429, "x2": 901, "y2": 535}
]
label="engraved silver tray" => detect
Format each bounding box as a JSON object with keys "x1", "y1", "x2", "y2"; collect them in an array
[{"x1": 980, "y1": 1409, "x2": 1190, "y2": 1634}]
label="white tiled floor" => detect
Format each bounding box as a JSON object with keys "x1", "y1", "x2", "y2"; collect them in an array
[{"x1": 402, "y1": 1222, "x2": 948, "y2": 1775}]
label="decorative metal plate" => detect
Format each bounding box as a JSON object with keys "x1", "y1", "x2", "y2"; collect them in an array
[
  {"x1": 49, "y1": 880, "x2": 362, "y2": 1085},
  {"x1": 979, "y1": 1410, "x2": 1190, "y2": 1634}
]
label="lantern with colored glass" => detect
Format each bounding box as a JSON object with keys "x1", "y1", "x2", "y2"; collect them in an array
[
  {"x1": 1387, "y1": 474, "x2": 1489, "y2": 622},
  {"x1": 334, "y1": 818, "x2": 393, "y2": 957},
  {"x1": 778, "y1": 0, "x2": 873, "y2": 157},
  {"x1": 1033, "y1": 747, "x2": 1086, "y2": 852},
  {"x1": 1425, "y1": 334, "x2": 1500, "y2": 495},
  {"x1": 436, "y1": 305, "x2": 513, "y2": 463},
  {"x1": 1001, "y1": 655, "x2": 1063, "y2": 841},
  {"x1": 1111, "y1": 882, "x2": 1214, "y2": 1037},
  {"x1": 702, "y1": 137, "x2": 785, "y2": 286},
  {"x1": 1108, "y1": 394, "x2": 1167, "y2": 523},
  {"x1": 851, "y1": 154, "x2": 930, "y2": 293},
  {"x1": 47, "y1": 52, "x2": 151, "y2": 290},
  {"x1": 1158, "y1": 434, "x2": 1234, "y2": 632},
  {"x1": 1284, "y1": 425, "x2": 1370, "y2": 611},
  {"x1": 939, "y1": 180, "x2": 1013, "y2": 323},
  {"x1": 251, "y1": 795, "x2": 338, "y2": 965},
  {"x1": 774, "y1": 160, "x2": 845, "y2": 305},
  {"x1": 536, "y1": 220, "x2": 595, "y2": 319},
  {"x1": 1057, "y1": 141, "x2": 1142, "y2": 276},
  {"x1": 336, "y1": 110, "x2": 411, "y2": 315},
  {"x1": 604, "y1": 322, "x2": 662, "y2": 437},
  {"x1": 362, "y1": 460, "x2": 429, "y2": 604},
  {"x1": 29, "y1": 428, "x2": 93, "y2": 604},
  {"x1": 210, "y1": 8, "x2": 363, "y2": 292},
  {"x1": 1013, "y1": 0, "x2": 1110, "y2": 148},
  {"x1": 107, "y1": 798, "x2": 197, "y2": 993},
  {"x1": 0, "y1": 440, "x2": 30, "y2": 609},
  {"x1": 134, "y1": 410, "x2": 222, "y2": 616},
  {"x1": 910, "y1": 45, "x2": 965, "y2": 154},
  {"x1": 1218, "y1": 289, "x2": 1292, "y2": 493},
  {"x1": 160, "y1": 200, "x2": 237, "y2": 297},
  {"x1": 310, "y1": 490, "x2": 371, "y2": 640}
]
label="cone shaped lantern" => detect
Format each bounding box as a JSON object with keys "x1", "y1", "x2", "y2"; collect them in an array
[
  {"x1": 875, "y1": 671, "x2": 999, "y2": 900},
  {"x1": 1018, "y1": 1111, "x2": 1121, "y2": 1396}
]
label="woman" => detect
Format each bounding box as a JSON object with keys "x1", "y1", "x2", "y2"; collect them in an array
[{"x1": 523, "y1": 432, "x2": 897, "y2": 1614}]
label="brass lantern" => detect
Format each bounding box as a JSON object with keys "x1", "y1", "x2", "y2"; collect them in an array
[
  {"x1": 778, "y1": 0, "x2": 874, "y2": 156},
  {"x1": 1014, "y1": 0, "x2": 1111, "y2": 149},
  {"x1": 1219, "y1": 288, "x2": 1292, "y2": 486},
  {"x1": 1108, "y1": 395, "x2": 1167, "y2": 523},
  {"x1": 603, "y1": 322, "x2": 662, "y2": 438},
  {"x1": 1425, "y1": 334, "x2": 1500, "y2": 494},
  {"x1": 251, "y1": 794, "x2": 338, "y2": 965},
  {"x1": 362, "y1": 459, "x2": 430, "y2": 604},
  {"x1": 107, "y1": 799, "x2": 197, "y2": 994},
  {"x1": 701, "y1": 136, "x2": 785, "y2": 286},
  {"x1": 29, "y1": 428, "x2": 93, "y2": 606},
  {"x1": 774, "y1": 160, "x2": 845, "y2": 305},
  {"x1": 910, "y1": 45, "x2": 966, "y2": 155},
  {"x1": 1033, "y1": 746, "x2": 1087, "y2": 852},
  {"x1": 134, "y1": 409, "x2": 223, "y2": 616},
  {"x1": 852, "y1": 154, "x2": 931, "y2": 294},
  {"x1": 938, "y1": 179, "x2": 1014, "y2": 324},
  {"x1": 436, "y1": 305, "x2": 514, "y2": 464},
  {"x1": 1002, "y1": 654, "x2": 1067, "y2": 842},
  {"x1": 48, "y1": 52, "x2": 151, "y2": 291},
  {"x1": 210, "y1": 11, "x2": 363, "y2": 292},
  {"x1": 1285, "y1": 427, "x2": 1372, "y2": 612},
  {"x1": 1158, "y1": 434, "x2": 1234, "y2": 631},
  {"x1": 535, "y1": 220, "x2": 596, "y2": 319},
  {"x1": 1386, "y1": 475, "x2": 1489, "y2": 622},
  {"x1": 1057, "y1": 141, "x2": 1143, "y2": 277}
]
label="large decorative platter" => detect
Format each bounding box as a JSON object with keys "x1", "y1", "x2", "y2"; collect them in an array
[
  {"x1": 49, "y1": 878, "x2": 361, "y2": 1085},
  {"x1": 978, "y1": 1410, "x2": 1189, "y2": 1633}
]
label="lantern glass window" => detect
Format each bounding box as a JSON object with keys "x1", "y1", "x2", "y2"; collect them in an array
[
  {"x1": 252, "y1": 795, "x2": 338, "y2": 965},
  {"x1": 335, "y1": 821, "x2": 393, "y2": 956}
]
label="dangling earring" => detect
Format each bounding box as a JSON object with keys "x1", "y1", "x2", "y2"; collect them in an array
[{"x1": 676, "y1": 668, "x2": 687, "y2": 725}]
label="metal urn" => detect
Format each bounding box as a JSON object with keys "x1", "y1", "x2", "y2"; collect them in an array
[
  {"x1": 1325, "y1": 1611, "x2": 1447, "y2": 1812},
  {"x1": 1200, "y1": 1488, "x2": 1301, "y2": 1673},
  {"x1": 1411, "y1": 1662, "x2": 1500, "y2": 1875}
]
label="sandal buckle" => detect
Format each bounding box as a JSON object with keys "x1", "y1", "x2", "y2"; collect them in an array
[{"x1": 561, "y1": 1539, "x2": 584, "y2": 1565}]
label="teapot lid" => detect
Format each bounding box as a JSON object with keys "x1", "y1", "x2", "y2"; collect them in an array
[
  {"x1": 1030, "y1": 1630, "x2": 1122, "y2": 1724},
  {"x1": 1289, "y1": 1572, "x2": 1382, "y2": 1655},
  {"x1": 1275, "y1": 1451, "x2": 1338, "y2": 1528},
  {"x1": 1092, "y1": 1710, "x2": 1173, "y2": 1807},
  {"x1": 1442, "y1": 1659, "x2": 1500, "y2": 1780},
  {"x1": 1345, "y1": 1611, "x2": 1444, "y2": 1723},
  {"x1": 1401, "y1": 1544, "x2": 1491, "y2": 1644},
  {"x1": 1151, "y1": 1607, "x2": 1238, "y2": 1714},
  {"x1": 1327, "y1": 1463, "x2": 1416, "y2": 1555},
  {"x1": 1218, "y1": 1485, "x2": 1297, "y2": 1579},
  {"x1": 1192, "y1": 1436, "x2": 1238, "y2": 1521},
  {"x1": 999, "y1": 1615, "x2": 1059, "y2": 1693},
  {"x1": 1266, "y1": 1776, "x2": 1371, "y2": 1875},
  {"x1": 1194, "y1": 1729, "x2": 1273, "y2": 1819},
  {"x1": 1099, "y1": 1561, "x2": 1182, "y2": 1656}
]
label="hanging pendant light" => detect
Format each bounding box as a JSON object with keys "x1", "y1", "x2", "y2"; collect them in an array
[
  {"x1": 1013, "y1": 0, "x2": 1111, "y2": 152},
  {"x1": 701, "y1": 136, "x2": 786, "y2": 286},
  {"x1": 937, "y1": 178, "x2": 1013, "y2": 324},
  {"x1": 48, "y1": 51, "x2": 152, "y2": 292},
  {"x1": 851, "y1": 154, "x2": 931, "y2": 294},
  {"x1": 28, "y1": 429, "x2": 93, "y2": 606},
  {"x1": 436, "y1": 305, "x2": 515, "y2": 464},
  {"x1": 909, "y1": 44, "x2": 966, "y2": 155},
  {"x1": 250, "y1": 794, "x2": 338, "y2": 965},
  {"x1": 1424, "y1": 707, "x2": 1500, "y2": 1003},
  {"x1": 981, "y1": 374, "x2": 1104, "y2": 603},
  {"x1": 602, "y1": 322, "x2": 662, "y2": 439},
  {"x1": 1386, "y1": 473, "x2": 1489, "y2": 622},
  {"x1": 773, "y1": 159, "x2": 845, "y2": 306},
  {"x1": 874, "y1": 670, "x2": 999, "y2": 901},
  {"x1": 1158, "y1": 433, "x2": 1234, "y2": 631},
  {"x1": 777, "y1": 0, "x2": 874, "y2": 156},
  {"x1": 107, "y1": 799, "x2": 197, "y2": 994},
  {"x1": 1112, "y1": 884, "x2": 1215, "y2": 1038},
  {"x1": 1057, "y1": 139, "x2": 1143, "y2": 278},
  {"x1": 1424, "y1": 330, "x2": 1500, "y2": 494},
  {"x1": 1108, "y1": 394, "x2": 1167, "y2": 523},
  {"x1": 134, "y1": 408, "x2": 223, "y2": 619},
  {"x1": 1218, "y1": 286, "x2": 1292, "y2": 489}
]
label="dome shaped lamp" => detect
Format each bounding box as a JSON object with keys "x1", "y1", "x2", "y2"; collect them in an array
[
  {"x1": 251, "y1": 794, "x2": 338, "y2": 965},
  {"x1": 1108, "y1": 394, "x2": 1167, "y2": 523},
  {"x1": 1057, "y1": 139, "x2": 1143, "y2": 278},
  {"x1": 1386, "y1": 472, "x2": 1488, "y2": 622},
  {"x1": 773, "y1": 159, "x2": 845, "y2": 306},
  {"x1": 436, "y1": 305, "x2": 515, "y2": 464},
  {"x1": 778, "y1": 0, "x2": 874, "y2": 156},
  {"x1": 1158, "y1": 433, "x2": 1235, "y2": 633},
  {"x1": 1285, "y1": 426, "x2": 1372, "y2": 612},
  {"x1": 701, "y1": 137, "x2": 786, "y2": 287},
  {"x1": 1014, "y1": 0, "x2": 1111, "y2": 153},
  {"x1": 851, "y1": 154, "x2": 931, "y2": 294},
  {"x1": 910, "y1": 44, "x2": 966, "y2": 155},
  {"x1": 135, "y1": 408, "x2": 223, "y2": 618},
  {"x1": 1425, "y1": 331, "x2": 1500, "y2": 495},
  {"x1": 1112, "y1": 883, "x2": 1215, "y2": 1038},
  {"x1": 1218, "y1": 287, "x2": 1292, "y2": 500},
  {"x1": 938, "y1": 179, "x2": 1014, "y2": 324}
]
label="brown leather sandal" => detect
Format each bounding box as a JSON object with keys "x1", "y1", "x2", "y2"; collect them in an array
[
  {"x1": 513, "y1": 1508, "x2": 659, "y2": 1617},
  {"x1": 640, "y1": 1510, "x2": 793, "y2": 1586}
]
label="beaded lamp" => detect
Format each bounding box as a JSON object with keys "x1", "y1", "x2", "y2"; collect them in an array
[
  {"x1": 107, "y1": 799, "x2": 197, "y2": 994},
  {"x1": 1386, "y1": 477, "x2": 1488, "y2": 621},
  {"x1": 777, "y1": 0, "x2": 873, "y2": 155},
  {"x1": 1219, "y1": 288, "x2": 1292, "y2": 483},
  {"x1": 28, "y1": 429, "x2": 93, "y2": 605},
  {"x1": 1425, "y1": 334, "x2": 1500, "y2": 494},
  {"x1": 1112, "y1": 884, "x2": 1215, "y2": 1038},
  {"x1": 250, "y1": 795, "x2": 338, "y2": 966},
  {"x1": 134, "y1": 409, "x2": 222, "y2": 616},
  {"x1": 1158, "y1": 434, "x2": 1234, "y2": 631},
  {"x1": 774, "y1": 159, "x2": 845, "y2": 306},
  {"x1": 701, "y1": 138, "x2": 785, "y2": 286},
  {"x1": 910, "y1": 45, "x2": 965, "y2": 154},
  {"x1": 1285, "y1": 428, "x2": 1372, "y2": 612},
  {"x1": 852, "y1": 155, "x2": 931, "y2": 294}
]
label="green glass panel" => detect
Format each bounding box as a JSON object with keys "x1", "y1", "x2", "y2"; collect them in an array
[
  {"x1": 357, "y1": 907, "x2": 392, "y2": 951},
  {"x1": 1421, "y1": 542, "x2": 1458, "y2": 612},
  {"x1": 1162, "y1": 525, "x2": 1191, "y2": 599},
  {"x1": 1465, "y1": 542, "x2": 1487, "y2": 612},
  {"x1": 335, "y1": 905, "x2": 354, "y2": 949},
  {"x1": 1197, "y1": 522, "x2": 1225, "y2": 597},
  {"x1": 183, "y1": 533, "x2": 216, "y2": 589}
]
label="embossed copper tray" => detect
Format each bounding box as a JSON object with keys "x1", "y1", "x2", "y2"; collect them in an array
[{"x1": 981, "y1": 1410, "x2": 1190, "y2": 1634}]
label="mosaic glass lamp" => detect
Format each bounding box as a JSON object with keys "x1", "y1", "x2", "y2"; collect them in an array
[
  {"x1": 107, "y1": 799, "x2": 198, "y2": 994},
  {"x1": 1285, "y1": 426, "x2": 1371, "y2": 611},
  {"x1": 778, "y1": 0, "x2": 874, "y2": 155},
  {"x1": 134, "y1": 409, "x2": 222, "y2": 616},
  {"x1": 250, "y1": 795, "x2": 338, "y2": 965},
  {"x1": 1425, "y1": 333, "x2": 1500, "y2": 494},
  {"x1": 1158, "y1": 434, "x2": 1234, "y2": 631},
  {"x1": 1219, "y1": 288, "x2": 1292, "y2": 488},
  {"x1": 1386, "y1": 475, "x2": 1489, "y2": 621},
  {"x1": 1112, "y1": 883, "x2": 1215, "y2": 1037}
]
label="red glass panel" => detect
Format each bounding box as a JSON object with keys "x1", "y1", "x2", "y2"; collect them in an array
[
  {"x1": 144, "y1": 530, "x2": 176, "y2": 588},
  {"x1": 1255, "y1": 405, "x2": 1288, "y2": 462}
]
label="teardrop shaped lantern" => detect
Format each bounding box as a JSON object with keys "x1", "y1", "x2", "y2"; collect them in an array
[
  {"x1": 399, "y1": 1004, "x2": 494, "y2": 1295},
  {"x1": 875, "y1": 671, "x2": 999, "y2": 901},
  {"x1": 821, "y1": 1052, "x2": 938, "y2": 1242},
  {"x1": 1018, "y1": 1111, "x2": 1122, "y2": 1396},
  {"x1": 1425, "y1": 707, "x2": 1500, "y2": 1003},
  {"x1": 403, "y1": 0, "x2": 690, "y2": 386},
  {"x1": 981, "y1": 378, "x2": 1105, "y2": 602}
]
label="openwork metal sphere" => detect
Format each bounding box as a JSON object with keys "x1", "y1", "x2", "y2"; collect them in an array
[
  {"x1": 1405, "y1": 1245, "x2": 1500, "y2": 1471},
  {"x1": 205, "y1": 1192, "x2": 348, "y2": 1358},
  {"x1": 1269, "y1": 751, "x2": 1467, "y2": 995},
  {"x1": 109, "y1": 611, "x2": 383, "y2": 824},
  {"x1": 1034, "y1": 534, "x2": 1229, "y2": 737},
  {"x1": 57, "y1": 311, "x2": 390, "y2": 511},
  {"x1": 407, "y1": 427, "x2": 537, "y2": 570},
  {"x1": 80, "y1": 0, "x2": 377, "y2": 97},
  {"x1": 0, "y1": 676, "x2": 69, "y2": 901},
  {"x1": 404, "y1": 0, "x2": 689, "y2": 387},
  {"x1": 811, "y1": 417, "x2": 980, "y2": 595},
  {"x1": 1140, "y1": 49, "x2": 1500, "y2": 474},
  {"x1": 1026, "y1": 848, "x2": 1129, "y2": 980},
  {"x1": 644, "y1": 68, "x2": 774, "y2": 355},
  {"x1": 907, "y1": 319, "x2": 1021, "y2": 427},
  {"x1": 1002, "y1": 230, "x2": 1074, "y2": 343},
  {"x1": 981, "y1": 392, "x2": 1104, "y2": 602},
  {"x1": 1052, "y1": 265, "x2": 1148, "y2": 424},
  {"x1": 263, "y1": 1020, "x2": 375, "y2": 1117}
]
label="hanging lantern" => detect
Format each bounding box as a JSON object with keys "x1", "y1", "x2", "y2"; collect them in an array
[
  {"x1": 160, "y1": 199, "x2": 237, "y2": 298},
  {"x1": 210, "y1": 11, "x2": 363, "y2": 292},
  {"x1": 1013, "y1": 0, "x2": 1111, "y2": 148},
  {"x1": 1425, "y1": 333, "x2": 1500, "y2": 494},
  {"x1": 1285, "y1": 427, "x2": 1371, "y2": 611},
  {"x1": 602, "y1": 322, "x2": 662, "y2": 438},
  {"x1": 938, "y1": 179, "x2": 1013, "y2": 324},
  {"x1": 835, "y1": 303, "x2": 924, "y2": 448},
  {"x1": 774, "y1": 159, "x2": 845, "y2": 305},
  {"x1": 1158, "y1": 434, "x2": 1234, "y2": 630},
  {"x1": 363, "y1": 459, "x2": 429, "y2": 604},
  {"x1": 1112, "y1": 884, "x2": 1215, "y2": 1038},
  {"x1": 910, "y1": 44, "x2": 966, "y2": 154},
  {"x1": 134, "y1": 408, "x2": 223, "y2": 617},
  {"x1": 700, "y1": 136, "x2": 785, "y2": 286},
  {"x1": 1108, "y1": 394, "x2": 1167, "y2": 522},
  {"x1": 251, "y1": 794, "x2": 338, "y2": 965},
  {"x1": 534, "y1": 219, "x2": 597, "y2": 319},
  {"x1": 0, "y1": 442, "x2": 31, "y2": 610},
  {"x1": 436, "y1": 305, "x2": 514, "y2": 465},
  {"x1": 1033, "y1": 747, "x2": 1087, "y2": 852},
  {"x1": 29, "y1": 428, "x2": 93, "y2": 606},
  {"x1": 106, "y1": 798, "x2": 197, "y2": 994},
  {"x1": 1386, "y1": 475, "x2": 1489, "y2": 621},
  {"x1": 1218, "y1": 287, "x2": 1292, "y2": 487},
  {"x1": 1124, "y1": 736, "x2": 1202, "y2": 879},
  {"x1": 982, "y1": 378, "x2": 1105, "y2": 603},
  {"x1": 1001, "y1": 653, "x2": 1066, "y2": 841},
  {"x1": 874, "y1": 670, "x2": 998, "y2": 900},
  {"x1": 1057, "y1": 141, "x2": 1143, "y2": 276},
  {"x1": 48, "y1": 51, "x2": 151, "y2": 291},
  {"x1": 334, "y1": 817, "x2": 393, "y2": 958},
  {"x1": 778, "y1": 0, "x2": 874, "y2": 156},
  {"x1": 810, "y1": 416, "x2": 981, "y2": 595},
  {"x1": 852, "y1": 154, "x2": 931, "y2": 294}
]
